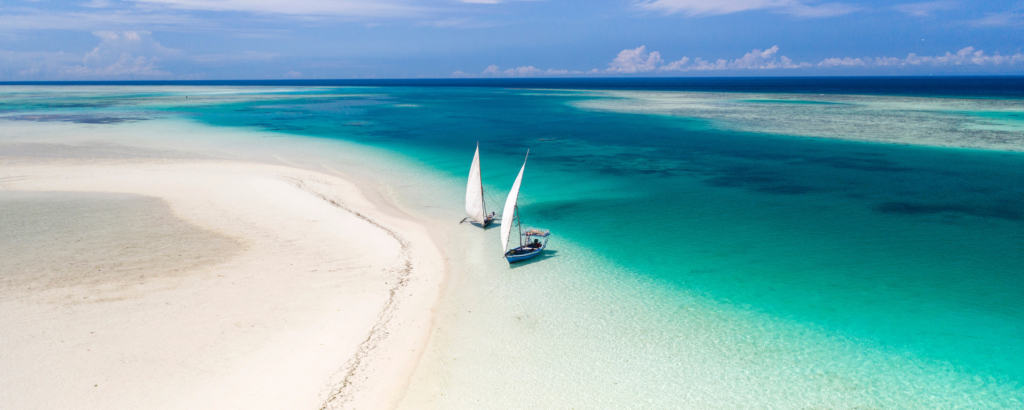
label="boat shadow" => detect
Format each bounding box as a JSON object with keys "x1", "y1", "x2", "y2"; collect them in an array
[
  {"x1": 463, "y1": 218, "x2": 501, "y2": 230},
  {"x1": 483, "y1": 218, "x2": 501, "y2": 230},
  {"x1": 508, "y1": 249, "x2": 558, "y2": 269}
]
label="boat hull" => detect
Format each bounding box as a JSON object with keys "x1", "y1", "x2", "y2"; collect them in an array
[
  {"x1": 460, "y1": 216, "x2": 495, "y2": 228},
  {"x1": 504, "y1": 242, "x2": 547, "y2": 263}
]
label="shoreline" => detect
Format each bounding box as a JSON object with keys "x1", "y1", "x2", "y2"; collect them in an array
[{"x1": 0, "y1": 153, "x2": 445, "y2": 409}]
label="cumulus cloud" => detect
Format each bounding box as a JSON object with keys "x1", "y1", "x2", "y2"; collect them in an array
[
  {"x1": 660, "y1": 56, "x2": 690, "y2": 71},
  {"x1": 817, "y1": 57, "x2": 867, "y2": 67},
  {"x1": 819, "y1": 47, "x2": 1024, "y2": 68},
  {"x1": 501, "y1": 65, "x2": 542, "y2": 76},
  {"x1": 628, "y1": 44, "x2": 1024, "y2": 73},
  {"x1": 459, "y1": 45, "x2": 1024, "y2": 78},
  {"x1": 607, "y1": 45, "x2": 663, "y2": 73},
  {"x1": 637, "y1": 0, "x2": 856, "y2": 17},
  {"x1": 62, "y1": 31, "x2": 179, "y2": 78},
  {"x1": 0, "y1": 31, "x2": 179, "y2": 80},
  {"x1": 607, "y1": 44, "x2": 807, "y2": 72},
  {"x1": 689, "y1": 45, "x2": 809, "y2": 70},
  {"x1": 472, "y1": 45, "x2": 811, "y2": 77},
  {"x1": 883, "y1": 47, "x2": 1024, "y2": 66},
  {"x1": 480, "y1": 64, "x2": 579, "y2": 77}
]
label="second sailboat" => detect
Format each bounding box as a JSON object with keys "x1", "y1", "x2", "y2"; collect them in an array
[{"x1": 500, "y1": 150, "x2": 550, "y2": 263}]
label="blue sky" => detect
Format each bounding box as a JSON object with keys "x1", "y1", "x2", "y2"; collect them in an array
[{"x1": 1, "y1": 0, "x2": 1022, "y2": 79}]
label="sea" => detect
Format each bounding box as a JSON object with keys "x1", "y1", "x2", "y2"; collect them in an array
[{"x1": 1, "y1": 77, "x2": 1023, "y2": 407}]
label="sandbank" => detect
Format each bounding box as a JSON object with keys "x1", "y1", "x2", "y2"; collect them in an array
[{"x1": 0, "y1": 145, "x2": 444, "y2": 409}]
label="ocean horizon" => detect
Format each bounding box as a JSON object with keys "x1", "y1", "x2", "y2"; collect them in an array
[{"x1": 4, "y1": 75, "x2": 1024, "y2": 96}]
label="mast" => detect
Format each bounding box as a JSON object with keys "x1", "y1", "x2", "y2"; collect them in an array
[
  {"x1": 478, "y1": 144, "x2": 486, "y2": 216},
  {"x1": 464, "y1": 142, "x2": 486, "y2": 224},
  {"x1": 500, "y1": 150, "x2": 529, "y2": 253},
  {"x1": 515, "y1": 205, "x2": 522, "y2": 247}
]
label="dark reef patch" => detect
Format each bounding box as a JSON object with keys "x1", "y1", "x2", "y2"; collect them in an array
[
  {"x1": 876, "y1": 201, "x2": 1023, "y2": 221},
  {"x1": 4, "y1": 114, "x2": 147, "y2": 124},
  {"x1": 792, "y1": 155, "x2": 912, "y2": 173}
]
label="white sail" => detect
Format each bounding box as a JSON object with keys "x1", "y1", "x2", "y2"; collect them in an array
[
  {"x1": 464, "y1": 143, "x2": 486, "y2": 224},
  {"x1": 500, "y1": 151, "x2": 528, "y2": 253}
]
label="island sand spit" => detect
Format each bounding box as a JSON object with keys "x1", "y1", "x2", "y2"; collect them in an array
[{"x1": 0, "y1": 156, "x2": 444, "y2": 409}]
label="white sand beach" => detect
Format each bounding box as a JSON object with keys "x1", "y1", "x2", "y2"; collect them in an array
[{"x1": 0, "y1": 142, "x2": 445, "y2": 409}]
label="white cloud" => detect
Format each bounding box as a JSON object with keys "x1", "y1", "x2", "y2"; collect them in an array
[
  {"x1": 63, "y1": 31, "x2": 178, "y2": 78},
  {"x1": 705, "y1": 45, "x2": 808, "y2": 69},
  {"x1": 637, "y1": 0, "x2": 856, "y2": 17},
  {"x1": 607, "y1": 45, "x2": 663, "y2": 73},
  {"x1": 893, "y1": 1, "x2": 957, "y2": 17},
  {"x1": 0, "y1": 9, "x2": 204, "y2": 32},
  {"x1": 612, "y1": 44, "x2": 808, "y2": 72},
  {"x1": 129, "y1": 0, "x2": 423, "y2": 17},
  {"x1": 508, "y1": 65, "x2": 541, "y2": 75},
  {"x1": 638, "y1": 0, "x2": 787, "y2": 16},
  {"x1": 479, "y1": 64, "x2": 579, "y2": 77},
  {"x1": 0, "y1": 1, "x2": 439, "y2": 35},
  {"x1": 659, "y1": 56, "x2": 690, "y2": 71},
  {"x1": 783, "y1": 2, "x2": 856, "y2": 17},
  {"x1": 970, "y1": 11, "x2": 1024, "y2": 27},
  {"x1": 817, "y1": 56, "x2": 866, "y2": 67},
  {"x1": 818, "y1": 47, "x2": 1024, "y2": 68},
  {"x1": 0, "y1": 31, "x2": 179, "y2": 79},
  {"x1": 475, "y1": 45, "x2": 810, "y2": 77},
  {"x1": 887, "y1": 47, "x2": 1024, "y2": 66},
  {"x1": 462, "y1": 45, "x2": 1024, "y2": 78},
  {"x1": 83, "y1": 0, "x2": 115, "y2": 8}
]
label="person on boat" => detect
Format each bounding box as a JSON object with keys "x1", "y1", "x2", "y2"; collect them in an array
[{"x1": 530, "y1": 238, "x2": 541, "y2": 249}]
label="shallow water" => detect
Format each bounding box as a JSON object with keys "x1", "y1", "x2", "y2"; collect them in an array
[{"x1": 2, "y1": 80, "x2": 1023, "y2": 406}]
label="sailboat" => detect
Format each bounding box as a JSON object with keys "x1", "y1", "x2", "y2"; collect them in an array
[
  {"x1": 461, "y1": 142, "x2": 495, "y2": 227},
  {"x1": 500, "y1": 150, "x2": 550, "y2": 263}
]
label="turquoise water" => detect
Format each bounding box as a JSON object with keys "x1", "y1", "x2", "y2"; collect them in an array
[{"x1": 3, "y1": 83, "x2": 1024, "y2": 405}]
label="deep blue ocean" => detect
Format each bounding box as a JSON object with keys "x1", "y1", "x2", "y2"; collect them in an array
[
  {"x1": 2, "y1": 77, "x2": 1023, "y2": 405},
  {"x1": 5, "y1": 76, "x2": 1024, "y2": 96}
]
